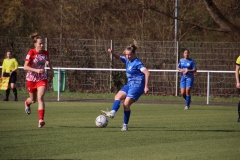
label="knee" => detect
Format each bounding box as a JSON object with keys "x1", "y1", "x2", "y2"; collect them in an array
[
  {"x1": 180, "y1": 92, "x2": 185, "y2": 96},
  {"x1": 114, "y1": 95, "x2": 124, "y2": 101},
  {"x1": 123, "y1": 103, "x2": 130, "y2": 110}
]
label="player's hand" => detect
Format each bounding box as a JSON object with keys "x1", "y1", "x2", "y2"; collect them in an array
[
  {"x1": 48, "y1": 70, "x2": 54, "y2": 82},
  {"x1": 37, "y1": 69, "x2": 45, "y2": 74},
  {"x1": 236, "y1": 83, "x2": 240, "y2": 88},
  {"x1": 182, "y1": 70, "x2": 188, "y2": 74},
  {"x1": 108, "y1": 49, "x2": 113, "y2": 54},
  {"x1": 144, "y1": 87, "x2": 149, "y2": 94}
]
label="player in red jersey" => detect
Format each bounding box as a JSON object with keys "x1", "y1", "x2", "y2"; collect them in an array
[{"x1": 24, "y1": 33, "x2": 53, "y2": 128}]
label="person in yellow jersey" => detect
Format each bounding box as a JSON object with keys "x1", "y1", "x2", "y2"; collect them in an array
[
  {"x1": 1, "y1": 51, "x2": 19, "y2": 101},
  {"x1": 235, "y1": 56, "x2": 240, "y2": 122}
]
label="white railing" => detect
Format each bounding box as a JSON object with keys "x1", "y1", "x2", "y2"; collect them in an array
[
  {"x1": 52, "y1": 67, "x2": 235, "y2": 104},
  {"x1": 1, "y1": 66, "x2": 235, "y2": 104}
]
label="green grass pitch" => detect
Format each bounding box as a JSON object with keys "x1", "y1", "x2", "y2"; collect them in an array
[{"x1": 0, "y1": 101, "x2": 240, "y2": 160}]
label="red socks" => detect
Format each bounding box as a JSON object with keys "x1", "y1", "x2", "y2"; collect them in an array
[{"x1": 38, "y1": 110, "x2": 45, "y2": 120}]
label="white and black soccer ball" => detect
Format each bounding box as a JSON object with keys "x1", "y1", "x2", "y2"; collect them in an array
[{"x1": 95, "y1": 115, "x2": 108, "y2": 128}]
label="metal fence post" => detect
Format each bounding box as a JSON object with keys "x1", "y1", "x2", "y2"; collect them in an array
[
  {"x1": 58, "y1": 68, "x2": 61, "y2": 101},
  {"x1": 207, "y1": 72, "x2": 210, "y2": 104},
  {"x1": 110, "y1": 40, "x2": 113, "y2": 93}
]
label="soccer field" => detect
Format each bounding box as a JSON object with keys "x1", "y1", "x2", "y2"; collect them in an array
[{"x1": 0, "y1": 101, "x2": 239, "y2": 160}]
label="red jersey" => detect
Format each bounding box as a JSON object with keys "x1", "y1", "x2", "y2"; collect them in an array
[{"x1": 25, "y1": 49, "x2": 49, "y2": 82}]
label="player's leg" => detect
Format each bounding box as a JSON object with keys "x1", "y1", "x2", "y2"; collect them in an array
[
  {"x1": 121, "y1": 87, "x2": 144, "y2": 131},
  {"x1": 25, "y1": 81, "x2": 37, "y2": 115},
  {"x1": 238, "y1": 89, "x2": 240, "y2": 122},
  {"x1": 121, "y1": 97, "x2": 135, "y2": 131},
  {"x1": 112, "y1": 91, "x2": 127, "y2": 111},
  {"x1": 10, "y1": 72, "x2": 18, "y2": 101},
  {"x1": 4, "y1": 87, "x2": 10, "y2": 101},
  {"x1": 180, "y1": 77, "x2": 186, "y2": 100},
  {"x1": 25, "y1": 91, "x2": 37, "y2": 115},
  {"x1": 101, "y1": 85, "x2": 127, "y2": 118},
  {"x1": 180, "y1": 81, "x2": 188, "y2": 109},
  {"x1": 37, "y1": 81, "x2": 47, "y2": 128},
  {"x1": 3, "y1": 73, "x2": 10, "y2": 101},
  {"x1": 185, "y1": 77, "x2": 194, "y2": 109},
  {"x1": 185, "y1": 87, "x2": 191, "y2": 109}
]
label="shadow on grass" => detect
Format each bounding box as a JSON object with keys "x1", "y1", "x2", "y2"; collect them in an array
[{"x1": 58, "y1": 126, "x2": 240, "y2": 132}]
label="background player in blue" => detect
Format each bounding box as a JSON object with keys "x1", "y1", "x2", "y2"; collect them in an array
[
  {"x1": 101, "y1": 40, "x2": 150, "y2": 131},
  {"x1": 178, "y1": 49, "x2": 197, "y2": 110}
]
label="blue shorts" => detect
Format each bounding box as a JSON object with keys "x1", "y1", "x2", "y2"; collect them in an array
[
  {"x1": 180, "y1": 76, "x2": 194, "y2": 88},
  {"x1": 120, "y1": 84, "x2": 144, "y2": 101}
]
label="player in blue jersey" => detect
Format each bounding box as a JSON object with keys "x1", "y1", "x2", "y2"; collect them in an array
[
  {"x1": 178, "y1": 49, "x2": 197, "y2": 110},
  {"x1": 101, "y1": 40, "x2": 150, "y2": 131}
]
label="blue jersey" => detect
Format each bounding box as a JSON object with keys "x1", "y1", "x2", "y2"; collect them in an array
[
  {"x1": 120, "y1": 56, "x2": 146, "y2": 88},
  {"x1": 178, "y1": 58, "x2": 196, "y2": 78}
]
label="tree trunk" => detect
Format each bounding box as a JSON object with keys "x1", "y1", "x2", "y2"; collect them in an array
[{"x1": 202, "y1": 0, "x2": 240, "y2": 40}]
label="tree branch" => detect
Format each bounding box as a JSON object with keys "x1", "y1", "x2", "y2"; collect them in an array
[{"x1": 147, "y1": 5, "x2": 228, "y2": 33}]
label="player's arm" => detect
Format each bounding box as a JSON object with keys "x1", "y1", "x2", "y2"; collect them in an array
[
  {"x1": 10, "y1": 59, "x2": 19, "y2": 75},
  {"x1": 177, "y1": 61, "x2": 184, "y2": 73},
  {"x1": 46, "y1": 60, "x2": 54, "y2": 81},
  {"x1": 235, "y1": 64, "x2": 240, "y2": 88},
  {"x1": 189, "y1": 61, "x2": 197, "y2": 73},
  {"x1": 24, "y1": 61, "x2": 45, "y2": 74},
  {"x1": 1, "y1": 60, "x2": 6, "y2": 77},
  {"x1": 141, "y1": 68, "x2": 150, "y2": 94},
  {"x1": 187, "y1": 68, "x2": 197, "y2": 73},
  {"x1": 107, "y1": 49, "x2": 120, "y2": 60},
  {"x1": 178, "y1": 67, "x2": 184, "y2": 72},
  {"x1": 13, "y1": 59, "x2": 19, "y2": 72}
]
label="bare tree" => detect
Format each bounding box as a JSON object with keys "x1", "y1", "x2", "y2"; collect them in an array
[{"x1": 202, "y1": 0, "x2": 240, "y2": 40}]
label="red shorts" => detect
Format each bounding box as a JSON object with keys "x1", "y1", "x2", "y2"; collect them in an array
[{"x1": 26, "y1": 80, "x2": 48, "y2": 93}]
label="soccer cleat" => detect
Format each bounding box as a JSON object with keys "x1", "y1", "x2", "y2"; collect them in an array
[
  {"x1": 14, "y1": 98, "x2": 18, "y2": 101},
  {"x1": 121, "y1": 124, "x2": 128, "y2": 131},
  {"x1": 38, "y1": 119, "x2": 45, "y2": 128},
  {"x1": 101, "y1": 109, "x2": 115, "y2": 118},
  {"x1": 25, "y1": 101, "x2": 31, "y2": 115},
  {"x1": 3, "y1": 98, "x2": 9, "y2": 101},
  {"x1": 184, "y1": 106, "x2": 189, "y2": 110}
]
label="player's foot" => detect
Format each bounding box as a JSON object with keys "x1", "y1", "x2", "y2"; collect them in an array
[
  {"x1": 25, "y1": 101, "x2": 31, "y2": 115},
  {"x1": 3, "y1": 98, "x2": 8, "y2": 101},
  {"x1": 121, "y1": 124, "x2": 128, "y2": 131},
  {"x1": 184, "y1": 106, "x2": 189, "y2": 110},
  {"x1": 38, "y1": 119, "x2": 45, "y2": 128},
  {"x1": 14, "y1": 98, "x2": 18, "y2": 101},
  {"x1": 238, "y1": 118, "x2": 240, "y2": 122},
  {"x1": 101, "y1": 110, "x2": 115, "y2": 118}
]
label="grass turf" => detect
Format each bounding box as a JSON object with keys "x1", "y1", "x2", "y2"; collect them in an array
[{"x1": 0, "y1": 101, "x2": 240, "y2": 159}]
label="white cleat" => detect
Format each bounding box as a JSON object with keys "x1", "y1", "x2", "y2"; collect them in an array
[
  {"x1": 101, "y1": 109, "x2": 115, "y2": 118},
  {"x1": 38, "y1": 119, "x2": 45, "y2": 128},
  {"x1": 25, "y1": 101, "x2": 31, "y2": 115},
  {"x1": 121, "y1": 124, "x2": 128, "y2": 131},
  {"x1": 184, "y1": 106, "x2": 189, "y2": 110}
]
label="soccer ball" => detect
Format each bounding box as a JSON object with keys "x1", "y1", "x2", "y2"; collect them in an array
[{"x1": 95, "y1": 115, "x2": 108, "y2": 128}]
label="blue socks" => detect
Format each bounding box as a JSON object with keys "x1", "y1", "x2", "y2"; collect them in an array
[
  {"x1": 186, "y1": 96, "x2": 191, "y2": 107},
  {"x1": 111, "y1": 100, "x2": 121, "y2": 112},
  {"x1": 111, "y1": 100, "x2": 131, "y2": 124},
  {"x1": 183, "y1": 95, "x2": 186, "y2": 100},
  {"x1": 124, "y1": 110, "x2": 131, "y2": 124}
]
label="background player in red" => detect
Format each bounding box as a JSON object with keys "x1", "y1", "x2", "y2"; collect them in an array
[{"x1": 24, "y1": 33, "x2": 53, "y2": 128}]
